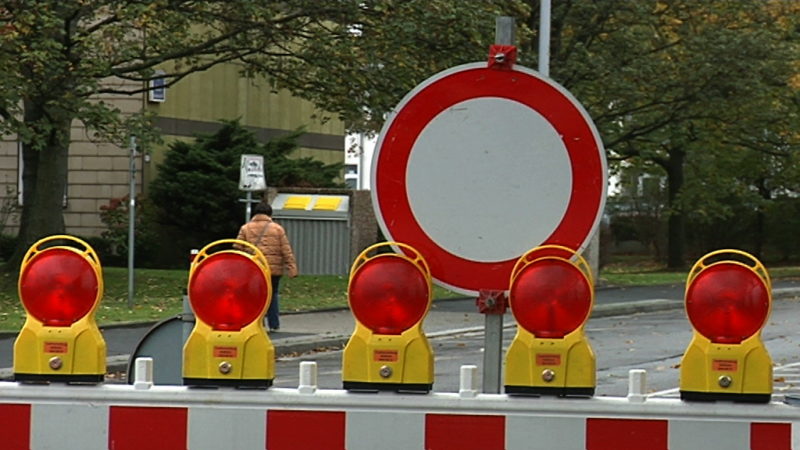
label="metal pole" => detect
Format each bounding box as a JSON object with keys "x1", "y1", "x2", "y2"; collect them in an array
[
  {"x1": 495, "y1": 16, "x2": 516, "y2": 48},
  {"x1": 482, "y1": 309, "x2": 504, "y2": 393},
  {"x1": 245, "y1": 191, "x2": 253, "y2": 222},
  {"x1": 480, "y1": 17, "x2": 517, "y2": 394},
  {"x1": 127, "y1": 136, "x2": 136, "y2": 309},
  {"x1": 538, "y1": 0, "x2": 552, "y2": 77}
]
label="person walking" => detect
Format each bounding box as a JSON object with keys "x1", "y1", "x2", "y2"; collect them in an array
[{"x1": 236, "y1": 202, "x2": 298, "y2": 331}]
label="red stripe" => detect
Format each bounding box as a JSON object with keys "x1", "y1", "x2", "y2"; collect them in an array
[
  {"x1": 267, "y1": 410, "x2": 345, "y2": 450},
  {"x1": 586, "y1": 418, "x2": 667, "y2": 450},
  {"x1": 0, "y1": 403, "x2": 30, "y2": 450},
  {"x1": 751, "y1": 422, "x2": 791, "y2": 450},
  {"x1": 425, "y1": 413, "x2": 505, "y2": 450},
  {"x1": 109, "y1": 406, "x2": 187, "y2": 450}
]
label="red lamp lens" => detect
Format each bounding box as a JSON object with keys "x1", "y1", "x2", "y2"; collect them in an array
[
  {"x1": 20, "y1": 249, "x2": 98, "y2": 327},
  {"x1": 686, "y1": 263, "x2": 769, "y2": 344},
  {"x1": 510, "y1": 259, "x2": 591, "y2": 338},
  {"x1": 348, "y1": 256, "x2": 429, "y2": 335},
  {"x1": 189, "y1": 253, "x2": 268, "y2": 331}
]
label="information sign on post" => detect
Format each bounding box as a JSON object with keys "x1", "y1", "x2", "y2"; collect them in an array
[
  {"x1": 239, "y1": 154, "x2": 266, "y2": 192},
  {"x1": 239, "y1": 154, "x2": 266, "y2": 222}
]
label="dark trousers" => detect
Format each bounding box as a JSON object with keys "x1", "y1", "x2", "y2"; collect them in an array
[{"x1": 266, "y1": 275, "x2": 281, "y2": 330}]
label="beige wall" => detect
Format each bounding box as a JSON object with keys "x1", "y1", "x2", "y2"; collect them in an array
[
  {"x1": 0, "y1": 82, "x2": 146, "y2": 237},
  {"x1": 154, "y1": 63, "x2": 343, "y2": 137},
  {"x1": 0, "y1": 64, "x2": 346, "y2": 238}
]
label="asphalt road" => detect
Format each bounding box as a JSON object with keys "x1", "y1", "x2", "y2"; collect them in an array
[{"x1": 273, "y1": 295, "x2": 800, "y2": 400}]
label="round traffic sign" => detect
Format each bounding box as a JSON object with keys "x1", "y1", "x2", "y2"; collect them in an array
[{"x1": 372, "y1": 62, "x2": 606, "y2": 295}]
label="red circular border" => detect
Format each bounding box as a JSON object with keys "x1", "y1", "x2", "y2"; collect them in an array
[{"x1": 374, "y1": 65, "x2": 605, "y2": 293}]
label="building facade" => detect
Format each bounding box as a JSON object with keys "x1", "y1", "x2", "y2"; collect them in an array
[{"x1": 0, "y1": 65, "x2": 345, "y2": 238}]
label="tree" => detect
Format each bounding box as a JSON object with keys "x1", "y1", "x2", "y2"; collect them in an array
[
  {"x1": 0, "y1": 0, "x2": 529, "y2": 267},
  {"x1": 524, "y1": 0, "x2": 800, "y2": 267}
]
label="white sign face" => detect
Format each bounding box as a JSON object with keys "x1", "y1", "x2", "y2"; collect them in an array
[
  {"x1": 406, "y1": 96, "x2": 572, "y2": 263},
  {"x1": 372, "y1": 62, "x2": 607, "y2": 295},
  {"x1": 239, "y1": 154, "x2": 266, "y2": 191}
]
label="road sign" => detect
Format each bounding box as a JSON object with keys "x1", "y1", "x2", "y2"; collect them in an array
[
  {"x1": 372, "y1": 62, "x2": 606, "y2": 295},
  {"x1": 239, "y1": 154, "x2": 266, "y2": 191}
]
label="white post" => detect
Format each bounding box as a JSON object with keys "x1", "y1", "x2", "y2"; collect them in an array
[
  {"x1": 538, "y1": 0, "x2": 552, "y2": 77},
  {"x1": 459, "y1": 365, "x2": 479, "y2": 398},
  {"x1": 627, "y1": 369, "x2": 647, "y2": 403},
  {"x1": 298, "y1": 361, "x2": 318, "y2": 394},
  {"x1": 133, "y1": 357, "x2": 153, "y2": 390}
]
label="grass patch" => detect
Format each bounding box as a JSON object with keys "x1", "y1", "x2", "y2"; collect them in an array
[{"x1": 599, "y1": 255, "x2": 800, "y2": 286}]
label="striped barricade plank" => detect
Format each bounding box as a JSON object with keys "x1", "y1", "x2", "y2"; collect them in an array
[{"x1": 0, "y1": 382, "x2": 798, "y2": 449}]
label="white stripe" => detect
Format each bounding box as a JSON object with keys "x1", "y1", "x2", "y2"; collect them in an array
[
  {"x1": 30, "y1": 403, "x2": 108, "y2": 450},
  {"x1": 188, "y1": 407, "x2": 265, "y2": 450},
  {"x1": 506, "y1": 415, "x2": 584, "y2": 450},
  {"x1": 793, "y1": 422, "x2": 800, "y2": 450},
  {"x1": 669, "y1": 419, "x2": 750, "y2": 450},
  {"x1": 346, "y1": 410, "x2": 425, "y2": 450}
]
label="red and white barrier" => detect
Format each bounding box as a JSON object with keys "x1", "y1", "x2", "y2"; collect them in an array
[{"x1": 1, "y1": 361, "x2": 798, "y2": 450}]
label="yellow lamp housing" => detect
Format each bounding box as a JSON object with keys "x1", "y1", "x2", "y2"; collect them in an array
[
  {"x1": 14, "y1": 235, "x2": 106, "y2": 383},
  {"x1": 183, "y1": 239, "x2": 274, "y2": 388},
  {"x1": 679, "y1": 249, "x2": 772, "y2": 403},
  {"x1": 342, "y1": 242, "x2": 434, "y2": 393},
  {"x1": 504, "y1": 245, "x2": 595, "y2": 397}
]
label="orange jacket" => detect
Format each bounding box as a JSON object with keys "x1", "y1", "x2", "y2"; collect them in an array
[{"x1": 236, "y1": 214, "x2": 298, "y2": 277}]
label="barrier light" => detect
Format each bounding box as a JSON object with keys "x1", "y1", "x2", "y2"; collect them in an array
[
  {"x1": 14, "y1": 235, "x2": 106, "y2": 382},
  {"x1": 504, "y1": 245, "x2": 595, "y2": 396},
  {"x1": 680, "y1": 249, "x2": 772, "y2": 402},
  {"x1": 183, "y1": 239, "x2": 274, "y2": 388},
  {"x1": 342, "y1": 242, "x2": 434, "y2": 392}
]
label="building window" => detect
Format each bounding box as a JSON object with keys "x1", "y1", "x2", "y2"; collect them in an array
[{"x1": 148, "y1": 70, "x2": 166, "y2": 103}]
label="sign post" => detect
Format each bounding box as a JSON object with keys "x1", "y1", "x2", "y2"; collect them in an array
[
  {"x1": 478, "y1": 16, "x2": 516, "y2": 394},
  {"x1": 371, "y1": 22, "x2": 606, "y2": 393},
  {"x1": 239, "y1": 154, "x2": 266, "y2": 221}
]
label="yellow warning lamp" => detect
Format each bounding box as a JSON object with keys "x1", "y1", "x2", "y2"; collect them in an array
[
  {"x1": 342, "y1": 242, "x2": 434, "y2": 392},
  {"x1": 183, "y1": 239, "x2": 274, "y2": 388},
  {"x1": 504, "y1": 245, "x2": 595, "y2": 397},
  {"x1": 680, "y1": 249, "x2": 772, "y2": 403},
  {"x1": 14, "y1": 235, "x2": 106, "y2": 383}
]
